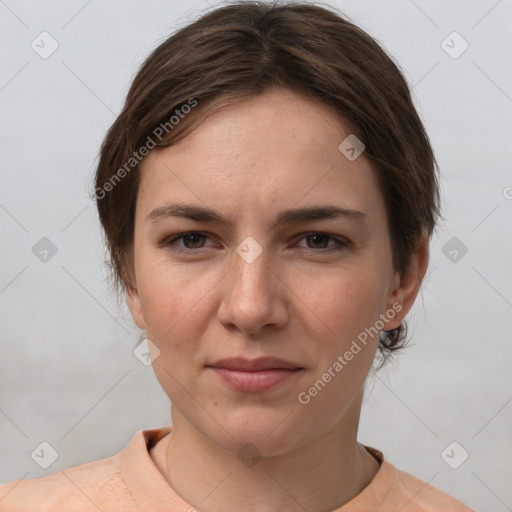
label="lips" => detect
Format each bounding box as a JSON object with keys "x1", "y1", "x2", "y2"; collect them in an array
[
  {"x1": 206, "y1": 357, "x2": 303, "y2": 371},
  {"x1": 206, "y1": 357, "x2": 304, "y2": 392}
]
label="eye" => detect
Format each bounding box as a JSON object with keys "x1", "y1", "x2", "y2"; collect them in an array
[
  {"x1": 164, "y1": 232, "x2": 213, "y2": 250},
  {"x1": 296, "y1": 232, "x2": 348, "y2": 252},
  {"x1": 163, "y1": 231, "x2": 349, "y2": 253}
]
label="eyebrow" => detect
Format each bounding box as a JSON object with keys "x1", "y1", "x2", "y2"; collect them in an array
[{"x1": 146, "y1": 203, "x2": 369, "y2": 230}]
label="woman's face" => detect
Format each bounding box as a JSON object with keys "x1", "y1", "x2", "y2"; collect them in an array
[{"x1": 127, "y1": 89, "x2": 417, "y2": 455}]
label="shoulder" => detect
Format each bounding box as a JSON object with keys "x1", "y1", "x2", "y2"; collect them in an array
[
  {"x1": 0, "y1": 452, "x2": 135, "y2": 512},
  {"x1": 392, "y1": 465, "x2": 475, "y2": 511},
  {"x1": 355, "y1": 446, "x2": 475, "y2": 511}
]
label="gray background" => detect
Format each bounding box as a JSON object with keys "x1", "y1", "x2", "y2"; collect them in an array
[{"x1": 1, "y1": 0, "x2": 511, "y2": 510}]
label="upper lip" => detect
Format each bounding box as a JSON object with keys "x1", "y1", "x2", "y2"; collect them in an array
[{"x1": 207, "y1": 357, "x2": 303, "y2": 371}]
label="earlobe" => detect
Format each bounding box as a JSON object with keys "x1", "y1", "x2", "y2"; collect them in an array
[
  {"x1": 125, "y1": 283, "x2": 146, "y2": 330},
  {"x1": 384, "y1": 232, "x2": 430, "y2": 331}
]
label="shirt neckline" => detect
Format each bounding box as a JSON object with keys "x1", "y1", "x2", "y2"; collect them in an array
[{"x1": 120, "y1": 426, "x2": 397, "y2": 511}]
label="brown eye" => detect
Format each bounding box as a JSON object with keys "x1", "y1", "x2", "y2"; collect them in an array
[
  {"x1": 165, "y1": 232, "x2": 211, "y2": 250},
  {"x1": 181, "y1": 233, "x2": 207, "y2": 248},
  {"x1": 296, "y1": 232, "x2": 348, "y2": 252},
  {"x1": 306, "y1": 234, "x2": 330, "y2": 249}
]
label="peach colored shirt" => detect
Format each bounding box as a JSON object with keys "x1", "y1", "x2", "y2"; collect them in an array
[{"x1": 0, "y1": 426, "x2": 474, "y2": 511}]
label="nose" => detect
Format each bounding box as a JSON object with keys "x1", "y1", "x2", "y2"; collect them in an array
[{"x1": 217, "y1": 247, "x2": 289, "y2": 335}]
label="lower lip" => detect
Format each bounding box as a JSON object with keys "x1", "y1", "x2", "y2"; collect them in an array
[{"x1": 208, "y1": 367, "x2": 302, "y2": 392}]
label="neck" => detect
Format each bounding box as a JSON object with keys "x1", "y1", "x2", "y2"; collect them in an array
[{"x1": 150, "y1": 395, "x2": 380, "y2": 511}]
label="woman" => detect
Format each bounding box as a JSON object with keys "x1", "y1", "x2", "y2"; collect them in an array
[{"x1": 0, "y1": 1, "x2": 474, "y2": 510}]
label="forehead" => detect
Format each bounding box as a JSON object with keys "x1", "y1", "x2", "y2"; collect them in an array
[{"x1": 137, "y1": 89, "x2": 385, "y2": 229}]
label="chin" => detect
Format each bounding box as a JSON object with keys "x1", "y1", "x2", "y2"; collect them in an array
[{"x1": 204, "y1": 406, "x2": 308, "y2": 457}]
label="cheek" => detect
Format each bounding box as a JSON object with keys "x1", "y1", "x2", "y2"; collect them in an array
[
  {"x1": 290, "y1": 271, "x2": 383, "y2": 421},
  {"x1": 136, "y1": 265, "x2": 213, "y2": 406},
  {"x1": 140, "y1": 273, "x2": 200, "y2": 339},
  {"x1": 136, "y1": 258, "x2": 218, "y2": 358},
  {"x1": 294, "y1": 264, "x2": 386, "y2": 339}
]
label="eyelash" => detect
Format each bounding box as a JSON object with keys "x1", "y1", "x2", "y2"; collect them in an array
[{"x1": 163, "y1": 231, "x2": 349, "y2": 253}]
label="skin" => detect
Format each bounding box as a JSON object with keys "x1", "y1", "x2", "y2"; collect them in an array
[{"x1": 126, "y1": 88, "x2": 429, "y2": 512}]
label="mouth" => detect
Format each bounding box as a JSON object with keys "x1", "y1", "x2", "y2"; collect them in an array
[{"x1": 206, "y1": 357, "x2": 304, "y2": 393}]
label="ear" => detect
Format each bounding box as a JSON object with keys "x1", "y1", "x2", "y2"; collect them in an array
[
  {"x1": 383, "y1": 231, "x2": 430, "y2": 331},
  {"x1": 126, "y1": 281, "x2": 146, "y2": 330}
]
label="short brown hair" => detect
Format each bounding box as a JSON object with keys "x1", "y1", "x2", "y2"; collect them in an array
[{"x1": 92, "y1": 0, "x2": 441, "y2": 361}]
